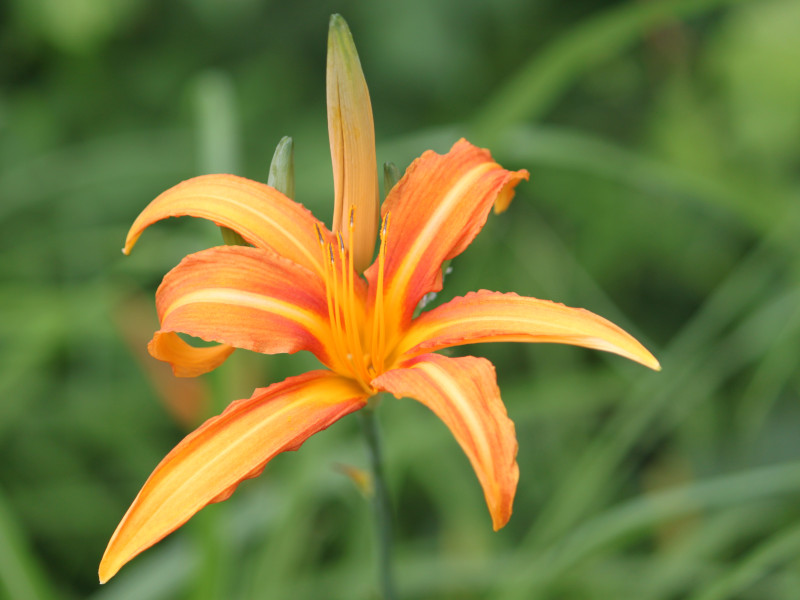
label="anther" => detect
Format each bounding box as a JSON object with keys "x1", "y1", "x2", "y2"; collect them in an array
[{"x1": 381, "y1": 212, "x2": 390, "y2": 238}]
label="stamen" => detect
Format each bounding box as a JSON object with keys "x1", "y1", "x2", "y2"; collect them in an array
[
  {"x1": 373, "y1": 212, "x2": 389, "y2": 373},
  {"x1": 381, "y1": 212, "x2": 389, "y2": 238},
  {"x1": 317, "y1": 212, "x2": 372, "y2": 387},
  {"x1": 320, "y1": 232, "x2": 349, "y2": 375},
  {"x1": 335, "y1": 234, "x2": 355, "y2": 369},
  {"x1": 328, "y1": 243, "x2": 350, "y2": 374}
]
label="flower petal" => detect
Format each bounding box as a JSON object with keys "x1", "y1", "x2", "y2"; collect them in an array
[
  {"x1": 153, "y1": 245, "x2": 345, "y2": 370},
  {"x1": 124, "y1": 174, "x2": 330, "y2": 277},
  {"x1": 99, "y1": 370, "x2": 368, "y2": 583},
  {"x1": 148, "y1": 331, "x2": 234, "y2": 377},
  {"x1": 365, "y1": 139, "x2": 528, "y2": 346},
  {"x1": 397, "y1": 290, "x2": 661, "y2": 370},
  {"x1": 373, "y1": 353, "x2": 519, "y2": 530}
]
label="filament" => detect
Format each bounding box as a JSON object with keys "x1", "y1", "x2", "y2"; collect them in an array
[
  {"x1": 372, "y1": 213, "x2": 389, "y2": 374},
  {"x1": 318, "y1": 227, "x2": 348, "y2": 374},
  {"x1": 328, "y1": 243, "x2": 345, "y2": 357},
  {"x1": 317, "y1": 215, "x2": 380, "y2": 389}
]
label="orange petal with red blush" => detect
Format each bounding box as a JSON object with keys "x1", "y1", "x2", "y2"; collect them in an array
[
  {"x1": 124, "y1": 174, "x2": 331, "y2": 277},
  {"x1": 99, "y1": 370, "x2": 368, "y2": 583},
  {"x1": 365, "y1": 139, "x2": 528, "y2": 343},
  {"x1": 152, "y1": 245, "x2": 341, "y2": 369},
  {"x1": 147, "y1": 331, "x2": 234, "y2": 378},
  {"x1": 374, "y1": 353, "x2": 519, "y2": 530},
  {"x1": 399, "y1": 290, "x2": 660, "y2": 370}
]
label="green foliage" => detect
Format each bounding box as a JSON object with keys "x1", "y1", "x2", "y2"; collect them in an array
[{"x1": 2, "y1": 0, "x2": 799, "y2": 598}]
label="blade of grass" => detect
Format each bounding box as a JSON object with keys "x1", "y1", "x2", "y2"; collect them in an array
[
  {"x1": 735, "y1": 306, "x2": 800, "y2": 449},
  {"x1": 496, "y1": 125, "x2": 786, "y2": 235},
  {"x1": 0, "y1": 488, "x2": 55, "y2": 600},
  {"x1": 89, "y1": 539, "x2": 195, "y2": 600},
  {"x1": 194, "y1": 72, "x2": 240, "y2": 176},
  {"x1": 689, "y1": 520, "x2": 800, "y2": 600},
  {"x1": 0, "y1": 131, "x2": 193, "y2": 221},
  {"x1": 241, "y1": 451, "x2": 324, "y2": 598},
  {"x1": 637, "y1": 507, "x2": 781, "y2": 600},
  {"x1": 471, "y1": 0, "x2": 752, "y2": 137},
  {"x1": 497, "y1": 460, "x2": 800, "y2": 597}
]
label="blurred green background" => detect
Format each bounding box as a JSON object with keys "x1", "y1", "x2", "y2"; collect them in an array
[{"x1": 2, "y1": 0, "x2": 800, "y2": 598}]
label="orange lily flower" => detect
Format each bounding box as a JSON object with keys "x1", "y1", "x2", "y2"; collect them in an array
[{"x1": 99, "y1": 18, "x2": 659, "y2": 585}]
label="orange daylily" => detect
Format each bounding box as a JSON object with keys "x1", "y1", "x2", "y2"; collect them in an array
[
  {"x1": 99, "y1": 16, "x2": 659, "y2": 584},
  {"x1": 100, "y1": 140, "x2": 658, "y2": 583}
]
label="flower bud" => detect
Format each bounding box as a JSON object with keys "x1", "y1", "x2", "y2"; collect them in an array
[
  {"x1": 327, "y1": 14, "x2": 379, "y2": 272},
  {"x1": 268, "y1": 136, "x2": 295, "y2": 199}
]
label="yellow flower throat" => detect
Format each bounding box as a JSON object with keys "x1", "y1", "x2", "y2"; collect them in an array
[{"x1": 316, "y1": 209, "x2": 391, "y2": 393}]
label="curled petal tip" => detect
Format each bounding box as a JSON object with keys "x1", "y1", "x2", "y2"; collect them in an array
[
  {"x1": 644, "y1": 352, "x2": 661, "y2": 371},
  {"x1": 122, "y1": 235, "x2": 139, "y2": 256},
  {"x1": 493, "y1": 168, "x2": 529, "y2": 214},
  {"x1": 492, "y1": 513, "x2": 510, "y2": 531}
]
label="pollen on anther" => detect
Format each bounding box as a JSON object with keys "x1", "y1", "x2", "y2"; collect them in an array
[{"x1": 381, "y1": 212, "x2": 391, "y2": 238}]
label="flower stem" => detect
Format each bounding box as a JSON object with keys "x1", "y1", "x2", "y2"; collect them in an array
[{"x1": 359, "y1": 404, "x2": 397, "y2": 600}]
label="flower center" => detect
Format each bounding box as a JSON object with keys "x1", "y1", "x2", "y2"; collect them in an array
[{"x1": 317, "y1": 210, "x2": 390, "y2": 392}]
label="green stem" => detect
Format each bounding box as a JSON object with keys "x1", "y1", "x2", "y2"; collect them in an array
[{"x1": 359, "y1": 405, "x2": 397, "y2": 600}]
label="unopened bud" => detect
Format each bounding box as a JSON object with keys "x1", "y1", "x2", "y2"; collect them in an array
[{"x1": 327, "y1": 14, "x2": 379, "y2": 272}]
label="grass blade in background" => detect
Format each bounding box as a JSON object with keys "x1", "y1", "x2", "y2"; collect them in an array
[
  {"x1": 0, "y1": 489, "x2": 55, "y2": 600},
  {"x1": 495, "y1": 460, "x2": 800, "y2": 597},
  {"x1": 471, "y1": 0, "x2": 752, "y2": 135},
  {"x1": 689, "y1": 520, "x2": 800, "y2": 600}
]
